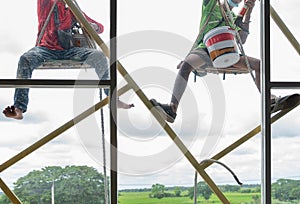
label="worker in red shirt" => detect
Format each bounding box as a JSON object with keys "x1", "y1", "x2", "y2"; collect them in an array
[
  {"x1": 37, "y1": 0, "x2": 104, "y2": 50},
  {"x1": 3, "y1": 0, "x2": 133, "y2": 120}
]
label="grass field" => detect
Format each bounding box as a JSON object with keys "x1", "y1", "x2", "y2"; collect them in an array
[{"x1": 118, "y1": 191, "x2": 261, "y2": 204}]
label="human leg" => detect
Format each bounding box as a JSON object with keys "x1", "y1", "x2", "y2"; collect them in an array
[
  {"x1": 232, "y1": 55, "x2": 300, "y2": 113},
  {"x1": 65, "y1": 47, "x2": 108, "y2": 87},
  {"x1": 170, "y1": 57, "x2": 199, "y2": 112},
  {"x1": 233, "y1": 56, "x2": 276, "y2": 101},
  {"x1": 3, "y1": 47, "x2": 59, "y2": 119},
  {"x1": 151, "y1": 51, "x2": 207, "y2": 122},
  {"x1": 232, "y1": 55, "x2": 260, "y2": 91},
  {"x1": 65, "y1": 47, "x2": 133, "y2": 109}
]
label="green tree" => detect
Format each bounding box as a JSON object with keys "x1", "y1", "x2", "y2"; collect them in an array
[
  {"x1": 150, "y1": 183, "x2": 165, "y2": 199},
  {"x1": 188, "y1": 181, "x2": 212, "y2": 201},
  {"x1": 0, "y1": 194, "x2": 10, "y2": 204},
  {"x1": 1, "y1": 166, "x2": 108, "y2": 204},
  {"x1": 252, "y1": 194, "x2": 260, "y2": 204},
  {"x1": 222, "y1": 184, "x2": 240, "y2": 192},
  {"x1": 290, "y1": 187, "x2": 300, "y2": 201},
  {"x1": 272, "y1": 179, "x2": 300, "y2": 202},
  {"x1": 174, "y1": 186, "x2": 181, "y2": 197}
]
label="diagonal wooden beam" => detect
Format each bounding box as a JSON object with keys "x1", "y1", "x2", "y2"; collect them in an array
[
  {"x1": 63, "y1": 1, "x2": 229, "y2": 201},
  {"x1": 270, "y1": 5, "x2": 300, "y2": 55},
  {"x1": 63, "y1": 0, "x2": 109, "y2": 57},
  {"x1": 117, "y1": 62, "x2": 231, "y2": 203},
  {"x1": 0, "y1": 84, "x2": 130, "y2": 173},
  {"x1": 200, "y1": 102, "x2": 300, "y2": 170},
  {"x1": 0, "y1": 178, "x2": 22, "y2": 204}
]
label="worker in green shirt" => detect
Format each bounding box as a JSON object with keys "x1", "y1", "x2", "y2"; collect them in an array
[
  {"x1": 151, "y1": 0, "x2": 299, "y2": 123},
  {"x1": 150, "y1": 0, "x2": 256, "y2": 123}
]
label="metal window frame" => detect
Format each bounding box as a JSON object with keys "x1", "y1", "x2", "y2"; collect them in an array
[
  {"x1": 0, "y1": 0, "x2": 118, "y2": 203},
  {"x1": 2, "y1": 1, "x2": 300, "y2": 203},
  {"x1": 261, "y1": 0, "x2": 300, "y2": 203}
]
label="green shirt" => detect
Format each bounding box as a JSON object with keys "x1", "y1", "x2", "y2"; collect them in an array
[{"x1": 196, "y1": 0, "x2": 239, "y2": 48}]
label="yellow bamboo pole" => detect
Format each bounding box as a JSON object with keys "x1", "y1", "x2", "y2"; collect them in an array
[
  {"x1": 200, "y1": 102, "x2": 300, "y2": 170},
  {"x1": 65, "y1": 1, "x2": 300, "y2": 202},
  {"x1": 270, "y1": 5, "x2": 300, "y2": 55},
  {"x1": 0, "y1": 178, "x2": 22, "y2": 204},
  {"x1": 64, "y1": 1, "x2": 230, "y2": 202},
  {"x1": 117, "y1": 63, "x2": 230, "y2": 203},
  {"x1": 0, "y1": 84, "x2": 130, "y2": 173},
  {"x1": 63, "y1": 0, "x2": 109, "y2": 57}
]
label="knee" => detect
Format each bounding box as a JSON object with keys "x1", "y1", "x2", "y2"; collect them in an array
[
  {"x1": 18, "y1": 49, "x2": 44, "y2": 68},
  {"x1": 17, "y1": 55, "x2": 33, "y2": 78},
  {"x1": 87, "y1": 50, "x2": 108, "y2": 67},
  {"x1": 18, "y1": 55, "x2": 29, "y2": 67},
  {"x1": 250, "y1": 58, "x2": 260, "y2": 71},
  {"x1": 18, "y1": 54, "x2": 32, "y2": 70},
  {"x1": 179, "y1": 61, "x2": 193, "y2": 75},
  {"x1": 90, "y1": 50, "x2": 106, "y2": 61}
]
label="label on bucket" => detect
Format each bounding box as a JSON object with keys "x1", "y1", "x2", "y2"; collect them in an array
[{"x1": 203, "y1": 26, "x2": 239, "y2": 68}]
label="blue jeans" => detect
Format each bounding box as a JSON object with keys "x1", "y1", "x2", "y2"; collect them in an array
[{"x1": 14, "y1": 46, "x2": 109, "y2": 112}]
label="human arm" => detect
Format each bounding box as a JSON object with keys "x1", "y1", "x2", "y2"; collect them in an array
[
  {"x1": 237, "y1": 0, "x2": 256, "y2": 44},
  {"x1": 83, "y1": 13, "x2": 104, "y2": 34}
]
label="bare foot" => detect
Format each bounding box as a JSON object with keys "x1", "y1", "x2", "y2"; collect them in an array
[
  {"x1": 3, "y1": 106, "x2": 24, "y2": 120},
  {"x1": 117, "y1": 99, "x2": 134, "y2": 109}
]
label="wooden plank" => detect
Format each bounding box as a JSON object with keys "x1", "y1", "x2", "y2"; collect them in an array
[
  {"x1": 36, "y1": 60, "x2": 92, "y2": 70},
  {"x1": 195, "y1": 66, "x2": 250, "y2": 75}
]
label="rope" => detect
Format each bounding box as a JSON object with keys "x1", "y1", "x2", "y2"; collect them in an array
[
  {"x1": 193, "y1": 2, "x2": 245, "y2": 203},
  {"x1": 73, "y1": 1, "x2": 109, "y2": 203},
  {"x1": 200, "y1": 159, "x2": 243, "y2": 185},
  {"x1": 99, "y1": 89, "x2": 109, "y2": 204},
  {"x1": 190, "y1": 2, "x2": 218, "y2": 51},
  {"x1": 193, "y1": 171, "x2": 198, "y2": 204},
  {"x1": 223, "y1": 0, "x2": 257, "y2": 84},
  {"x1": 193, "y1": 2, "x2": 220, "y2": 201},
  {"x1": 192, "y1": 2, "x2": 219, "y2": 201},
  {"x1": 36, "y1": 5, "x2": 109, "y2": 201},
  {"x1": 193, "y1": 159, "x2": 242, "y2": 204}
]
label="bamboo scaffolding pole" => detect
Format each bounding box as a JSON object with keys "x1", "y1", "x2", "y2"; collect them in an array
[
  {"x1": 270, "y1": 5, "x2": 300, "y2": 55},
  {"x1": 200, "y1": 102, "x2": 300, "y2": 170},
  {"x1": 53, "y1": 1, "x2": 300, "y2": 202},
  {"x1": 63, "y1": 0, "x2": 109, "y2": 56},
  {"x1": 62, "y1": 0, "x2": 228, "y2": 202},
  {"x1": 116, "y1": 59, "x2": 231, "y2": 204},
  {"x1": 0, "y1": 84, "x2": 130, "y2": 173},
  {"x1": 0, "y1": 178, "x2": 22, "y2": 204},
  {"x1": 2, "y1": 1, "x2": 295, "y2": 202},
  {"x1": 64, "y1": 0, "x2": 230, "y2": 202},
  {"x1": 57, "y1": 1, "x2": 300, "y2": 203}
]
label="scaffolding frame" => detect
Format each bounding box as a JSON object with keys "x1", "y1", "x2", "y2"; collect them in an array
[
  {"x1": 1, "y1": 0, "x2": 300, "y2": 203},
  {"x1": 261, "y1": 1, "x2": 300, "y2": 203}
]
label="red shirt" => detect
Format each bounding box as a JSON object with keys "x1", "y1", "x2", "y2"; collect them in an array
[{"x1": 37, "y1": 0, "x2": 104, "y2": 50}]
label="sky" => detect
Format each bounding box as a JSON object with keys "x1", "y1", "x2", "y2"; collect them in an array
[{"x1": 0, "y1": 0, "x2": 300, "y2": 195}]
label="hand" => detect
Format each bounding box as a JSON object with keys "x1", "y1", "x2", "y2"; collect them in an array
[
  {"x1": 244, "y1": 0, "x2": 256, "y2": 21},
  {"x1": 90, "y1": 22, "x2": 100, "y2": 32},
  {"x1": 245, "y1": 0, "x2": 256, "y2": 10}
]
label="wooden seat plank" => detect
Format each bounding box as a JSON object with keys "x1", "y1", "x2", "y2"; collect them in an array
[{"x1": 36, "y1": 60, "x2": 92, "y2": 70}]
